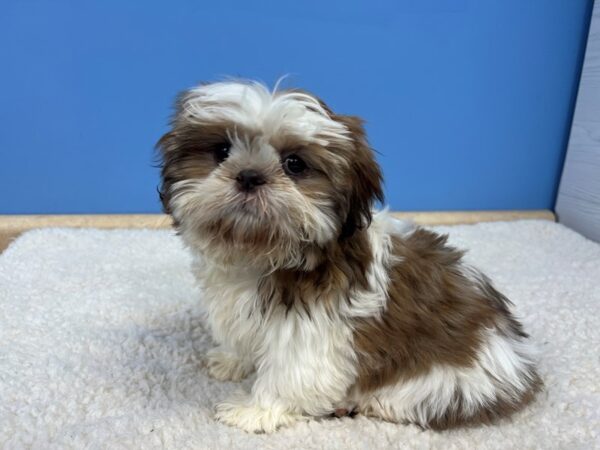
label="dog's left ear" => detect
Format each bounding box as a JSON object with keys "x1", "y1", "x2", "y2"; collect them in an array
[{"x1": 334, "y1": 115, "x2": 384, "y2": 239}]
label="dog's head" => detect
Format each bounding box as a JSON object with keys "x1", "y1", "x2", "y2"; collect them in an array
[{"x1": 158, "y1": 81, "x2": 383, "y2": 269}]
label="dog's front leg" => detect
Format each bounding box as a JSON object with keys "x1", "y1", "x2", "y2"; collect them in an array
[
  {"x1": 214, "y1": 381, "x2": 307, "y2": 433},
  {"x1": 215, "y1": 313, "x2": 355, "y2": 433}
]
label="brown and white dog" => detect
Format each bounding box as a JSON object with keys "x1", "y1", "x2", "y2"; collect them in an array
[{"x1": 157, "y1": 80, "x2": 540, "y2": 433}]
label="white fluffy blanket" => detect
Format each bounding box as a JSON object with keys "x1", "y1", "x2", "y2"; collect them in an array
[{"x1": 1, "y1": 221, "x2": 599, "y2": 449}]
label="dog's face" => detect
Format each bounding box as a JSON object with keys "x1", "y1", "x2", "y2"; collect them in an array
[{"x1": 158, "y1": 81, "x2": 383, "y2": 269}]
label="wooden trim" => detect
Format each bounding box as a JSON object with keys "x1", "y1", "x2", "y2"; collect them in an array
[
  {"x1": 390, "y1": 210, "x2": 555, "y2": 225},
  {"x1": 0, "y1": 210, "x2": 555, "y2": 253}
]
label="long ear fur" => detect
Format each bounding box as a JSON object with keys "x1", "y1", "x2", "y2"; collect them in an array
[
  {"x1": 333, "y1": 115, "x2": 384, "y2": 239},
  {"x1": 155, "y1": 90, "x2": 195, "y2": 215}
]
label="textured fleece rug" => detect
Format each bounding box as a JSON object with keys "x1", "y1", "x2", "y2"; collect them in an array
[{"x1": 1, "y1": 221, "x2": 599, "y2": 449}]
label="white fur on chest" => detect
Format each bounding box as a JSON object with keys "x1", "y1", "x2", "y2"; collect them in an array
[
  {"x1": 193, "y1": 260, "x2": 261, "y2": 353},
  {"x1": 196, "y1": 259, "x2": 359, "y2": 414}
]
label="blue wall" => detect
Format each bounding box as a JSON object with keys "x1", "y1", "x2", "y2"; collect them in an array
[{"x1": 0, "y1": 0, "x2": 593, "y2": 214}]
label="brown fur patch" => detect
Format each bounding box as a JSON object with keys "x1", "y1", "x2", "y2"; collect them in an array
[
  {"x1": 257, "y1": 227, "x2": 374, "y2": 315},
  {"x1": 353, "y1": 229, "x2": 487, "y2": 387},
  {"x1": 352, "y1": 227, "x2": 539, "y2": 427}
]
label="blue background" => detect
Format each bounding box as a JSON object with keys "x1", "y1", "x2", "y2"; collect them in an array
[{"x1": 0, "y1": 0, "x2": 593, "y2": 214}]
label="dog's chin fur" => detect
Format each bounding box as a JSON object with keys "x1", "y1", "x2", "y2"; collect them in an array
[{"x1": 157, "y1": 80, "x2": 541, "y2": 433}]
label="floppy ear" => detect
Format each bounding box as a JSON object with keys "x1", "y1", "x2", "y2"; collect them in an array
[
  {"x1": 155, "y1": 130, "x2": 177, "y2": 214},
  {"x1": 155, "y1": 89, "x2": 205, "y2": 216},
  {"x1": 333, "y1": 115, "x2": 384, "y2": 239},
  {"x1": 155, "y1": 91, "x2": 191, "y2": 214}
]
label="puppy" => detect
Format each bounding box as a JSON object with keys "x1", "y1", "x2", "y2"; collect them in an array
[{"x1": 157, "y1": 80, "x2": 540, "y2": 433}]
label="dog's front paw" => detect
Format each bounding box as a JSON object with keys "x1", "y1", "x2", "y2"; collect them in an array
[
  {"x1": 215, "y1": 392, "x2": 303, "y2": 433},
  {"x1": 205, "y1": 348, "x2": 253, "y2": 382}
]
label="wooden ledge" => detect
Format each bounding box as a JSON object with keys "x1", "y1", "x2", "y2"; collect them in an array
[
  {"x1": 0, "y1": 210, "x2": 555, "y2": 253},
  {"x1": 390, "y1": 210, "x2": 555, "y2": 225}
]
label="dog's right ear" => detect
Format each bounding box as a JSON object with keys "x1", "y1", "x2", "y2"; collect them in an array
[
  {"x1": 154, "y1": 90, "x2": 195, "y2": 214},
  {"x1": 155, "y1": 130, "x2": 176, "y2": 214}
]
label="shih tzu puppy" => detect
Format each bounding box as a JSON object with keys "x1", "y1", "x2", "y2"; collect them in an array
[{"x1": 157, "y1": 80, "x2": 540, "y2": 433}]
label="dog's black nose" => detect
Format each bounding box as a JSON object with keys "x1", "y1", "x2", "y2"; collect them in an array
[{"x1": 236, "y1": 169, "x2": 266, "y2": 192}]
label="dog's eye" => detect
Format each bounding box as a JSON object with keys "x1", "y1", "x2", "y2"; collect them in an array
[
  {"x1": 213, "y1": 143, "x2": 231, "y2": 164},
  {"x1": 282, "y1": 154, "x2": 307, "y2": 175}
]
